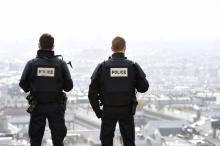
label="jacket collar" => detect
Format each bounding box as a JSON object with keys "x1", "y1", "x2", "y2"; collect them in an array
[
  {"x1": 111, "y1": 53, "x2": 125, "y2": 59},
  {"x1": 37, "y1": 50, "x2": 55, "y2": 58}
]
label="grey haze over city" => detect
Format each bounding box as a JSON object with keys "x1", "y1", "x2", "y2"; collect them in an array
[{"x1": 1, "y1": 0, "x2": 220, "y2": 146}]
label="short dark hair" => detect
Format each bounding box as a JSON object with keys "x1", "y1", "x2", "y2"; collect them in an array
[
  {"x1": 112, "y1": 36, "x2": 126, "y2": 51},
  {"x1": 39, "y1": 33, "x2": 54, "y2": 50}
]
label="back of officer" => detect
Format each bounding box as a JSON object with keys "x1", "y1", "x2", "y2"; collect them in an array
[
  {"x1": 88, "y1": 36, "x2": 149, "y2": 146},
  {"x1": 19, "y1": 33, "x2": 73, "y2": 146}
]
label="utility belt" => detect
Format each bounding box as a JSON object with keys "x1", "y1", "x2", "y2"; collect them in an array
[
  {"x1": 32, "y1": 92, "x2": 63, "y2": 103},
  {"x1": 26, "y1": 92, "x2": 67, "y2": 113},
  {"x1": 102, "y1": 97, "x2": 138, "y2": 115}
]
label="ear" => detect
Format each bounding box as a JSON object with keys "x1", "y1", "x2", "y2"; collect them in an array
[
  {"x1": 124, "y1": 46, "x2": 126, "y2": 51},
  {"x1": 111, "y1": 47, "x2": 114, "y2": 52},
  {"x1": 52, "y1": 45, "x2": 54, "y2": 50},
  {"x1": 38, "y1": 43, "x2": 41, "y2": 49}
]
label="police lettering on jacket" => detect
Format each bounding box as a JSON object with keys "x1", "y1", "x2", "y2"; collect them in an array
[
  {"x1": 110, "y1": 68, "x2": 128, "y2": 77},
  {"x1": 37, "y1": 67, "x2": 55, "y2": 77}
]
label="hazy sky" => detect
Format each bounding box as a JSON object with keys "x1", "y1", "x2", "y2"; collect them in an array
[{"x1": 0, "y1": 0, "x2": 220, "y2": 45}]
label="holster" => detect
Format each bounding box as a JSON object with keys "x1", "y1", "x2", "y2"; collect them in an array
[
  {"x1": 60, "y1": 92, "x2": 67, "y2": 111},
  {"x1": 26, "y1": 94, "x2": 37, "y2": 114},
  {"x1": 131, "y1": 99, "x2": 138, "y2": 115}
]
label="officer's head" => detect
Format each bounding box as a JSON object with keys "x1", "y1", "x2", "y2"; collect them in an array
[
  {"x1": 39, "y1": 33, "x2": 54, "y2": 51},
  {"x1": 111, "y1": 36, "x2": 126, "y2": 53}
]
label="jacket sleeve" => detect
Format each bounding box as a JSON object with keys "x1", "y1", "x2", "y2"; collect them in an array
[
  {"x1": 62, "y1": 61, "x2": 73, "y2": 92},
  {"x1": 134, "y1": 63, "x2": 149, "y2": 93},
  {"x1": 88, "y1": 64, "x2": 102, "y2": 118},
  {"x1": 19, "y1": 61, "x2": 32, "y2": 92}
]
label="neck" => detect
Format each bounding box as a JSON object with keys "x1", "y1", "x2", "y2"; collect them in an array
[{"x1": 113, "y1": 51, "x2": 125, "y2": 53}]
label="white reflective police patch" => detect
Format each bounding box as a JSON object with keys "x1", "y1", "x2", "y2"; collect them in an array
[
  {"x1": 37, "y1": 67, "x2": 55, "y2": 77},
  {"x1": 110, "y1": 68, "x2": 128, "y2": 77}
]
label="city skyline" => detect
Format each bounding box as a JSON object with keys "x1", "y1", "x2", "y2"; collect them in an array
[{"x1": 0, "y1": 0, "x2": 220, "y2": 145}]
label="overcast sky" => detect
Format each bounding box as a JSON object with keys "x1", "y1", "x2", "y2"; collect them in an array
[{"x1": 0, "y1": 0, "x2": 220, "y2": 50}]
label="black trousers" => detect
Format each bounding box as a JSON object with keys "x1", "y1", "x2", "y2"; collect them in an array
[
  {"x1": 100, "y1": 105, "x2": 135, "y2": 146},
  {"x1": 29, "y1": 103, "x2": 67, "y2": 146}
]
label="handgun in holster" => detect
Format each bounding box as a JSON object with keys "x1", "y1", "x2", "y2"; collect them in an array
[
  {"x1": 26, "y1": 94, "x2": 37, "y2": 114},
  {"x1": 131, "y1": 99, "x2": 138, "y2": 115},
  {"x1": 61, "y1": 92, "x2": 67, "y2": 111},
  {"x1": 98, "y1": 94, "x2": 103, "y2": 107}
]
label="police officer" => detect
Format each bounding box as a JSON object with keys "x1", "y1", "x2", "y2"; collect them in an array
[
  {"x1": 19, "y1": 33, "x2": 73, "y2": 146},
  {"x1": 88, "y1": 36, "x2": 149, "y2": 146}
]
